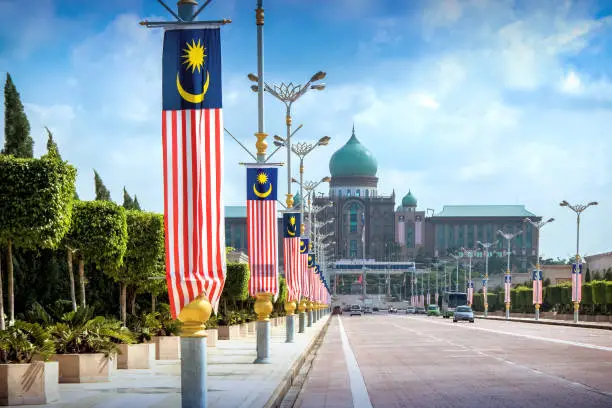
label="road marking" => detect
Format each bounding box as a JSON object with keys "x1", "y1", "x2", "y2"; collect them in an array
[
  {"x1": 338, "y1": 317, "x2": 373, "y2": 408},
  {"x1": 405, "y1": 317, "x2": 612, "y2": 352}
]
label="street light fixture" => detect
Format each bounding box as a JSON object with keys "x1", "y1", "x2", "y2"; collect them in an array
[
  {"x1": 247, "y1": 71, "x2": 326, "y2": 204},
  {"x1": 559, "y1": 200, "x2": 598, "y2": 323},
  {"x1": 450, "y1": 253, "x2": 462, "y2": 292},
  {"x1": 523, "y1": 217, "x2": 554, "y2": 320},
  {"x1": 477, "y1": 240, "x2": 497, "y2": 318},
  {"x1": 497, "y1": 229, "x2": 523, "y2": 320}
]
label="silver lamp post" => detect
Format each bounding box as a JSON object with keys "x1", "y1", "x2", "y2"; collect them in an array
[
  {"x1": 477, "y1": 240, "x2": 497, "y2": 318},
  {"x1": 497, "y1": 229, "x2": 523, "y2": 320},
  {"x1": 249, "y1": 71, "x2": 326, "y2": 199},
  {"x1": 523, "y1": 217, "x2": 554, "y2": 320},
  {"x1": 461, "y1": 248, "x2": 474, "y2": 306},
  {"x1": 559, "y1": 200, "x2": 598, "y2": 323},
  {"x1": 450, "y1": 253, "x2": 461, "y2": 292}
]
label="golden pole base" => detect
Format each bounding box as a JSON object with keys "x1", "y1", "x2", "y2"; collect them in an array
[
  {"x1": 254, "y1": 292, "x2": 274, "y2": 321},
  {"x1": 306, "y1": 301, "x2": 313, "y2": 312},
  {"x1": 505, "y1": 302, "x2": 510, "y2": 310},
  {"x1": 297, "y1": 299, "x2": 306, "y2": 313},
  {"x1": 284, "y1": 300, "x2": 297, "y2": 316},
  {"x1": 178, "y1": 293, "x2": 212, "y2": 338},
  {"x1": 574, "y1": 302, "x2": 580, "y2": 312},
  {"x1": 535, "y1": 304, "x2": 541, "y2": 310}
]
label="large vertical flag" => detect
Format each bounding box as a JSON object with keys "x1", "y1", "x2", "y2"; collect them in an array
[
  {"x1": 300, "y1": 238, "x2": 310, "y2": 300},
  {"x1": 504, "y1": 274, "x2": 512, "y2": 303},
  {"x1": 283, "y1": 212, "x2": 301, "y2": 301},
  {"x1": 162, "y1": 28, "x2": 226, "y2": 318},
  {"x1": 532, "y1": 269, "x2": 543, "y2": 304},
  {"x1": 571, "y1": 263, "x2": 582, "y2": 302},
  {"x1": 308, "y1": 254, "x2": 316, "y2": 300},
  {"x1": 467, "y1": 281, "x2": 474, "y2": 305},
  {"x1": 482, "y1": 278, "x2": 488, "y2": 304},
  {"x1": 247, "y1": 167, "x2": 279, "y2": 296}
]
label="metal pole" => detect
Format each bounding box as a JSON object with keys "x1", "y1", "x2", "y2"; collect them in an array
[
  {"x1": 575, "y1": 213, "x2": 580, "y2": 323},
  {"x1": 484, "y1": 248, "x2": 489, "y2": 318},
  {"x1": 286, "y1": 105, "x2": 292, "y2": 195},
  {"x1": 297, "y1": 158, "x2": 305, "y2": 333},
  {"x1": 506, "y1": 238, "x2": 511, "y2": 320},
  {"x1": 456, "y1": 260, "x2": 459, "y2": 292},
  {"x1": 307, "y1": 193, "x2": 313, "y2": 327}
]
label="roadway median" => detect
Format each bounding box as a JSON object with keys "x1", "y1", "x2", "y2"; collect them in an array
[{"x1": 475, "y1": 314, "x2": 612, "y2": 330}]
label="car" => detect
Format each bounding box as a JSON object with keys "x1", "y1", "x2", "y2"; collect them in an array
[
  {"x1": 363, "y1": 307, "x2": 373, "y2": 314},
  {"x1": 332, "y1": 306, "x2": 342, "y2": 315},
  {"x1": 388, "y1": 307, "x2": 398, "y2": 313},
  {"x1": 372, "y1": 307, "x2": 379, "y2": 312},
  {"x1": 427, "y1": 304, "x2": 440, "y2": 316},
  {"x1": 349, "y1": 305, "x2": 362, "y2": 316},
  {"x1": 416, "y1": 307, "x2": 426, "y2": 314},
  {"x1": 453, "y1": 305, "x2": 474, "y2": 323},
  {"x1": 405, "y1": 306, "x2": 416, "y2": 314}
]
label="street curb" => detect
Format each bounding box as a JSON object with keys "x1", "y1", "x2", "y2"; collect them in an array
[
  {"x1": 475, "y1": 315, "x2": 612, "y2": 330},
  {"x1": 264, "y1": 316, "x2": 332, "y2": 408}
]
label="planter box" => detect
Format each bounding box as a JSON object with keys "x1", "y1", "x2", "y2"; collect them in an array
[
  {"x1": 206, "y1": 329, "x2": 218, "y2": 347},
  {"x1": 153, "y1": 336, "x2": 180, "y2": 360},
  {"x1": 117, "y1": 344, "x2": 151, "y2": 369},
  {"x1": 239, "y1": 323, "x2": 248, "y2": 337},
  {"x1": 217, "y1": 325, "x2": 240, "y2": 340},
  {"x1": 52, "y1": 353, "x2": 111, "y2": 383},
  {"x1": 0, "y1": 361, "x2": 59, "y2": 406}
]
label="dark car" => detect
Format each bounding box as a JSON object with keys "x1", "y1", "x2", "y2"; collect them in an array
[
  {"x1": 333, "y1": 306, "x2": 342, "y2": 315},
  {"x1": 363, "y1": 307, "x2": 373, "y2": 314},
  {"x1": 372, "y1": 307, "x2": 379, "y2": 312}
]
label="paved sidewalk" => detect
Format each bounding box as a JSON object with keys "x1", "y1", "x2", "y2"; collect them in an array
[
  {"x1": 294, "y1": 317, "x2": 352, "y2": 408},
  {"x1": 475, "y1": 314, "x2": 612, "y2": 330},
  {"x1": 15, "y1": 316, "x2": 330, "y2": 408}
]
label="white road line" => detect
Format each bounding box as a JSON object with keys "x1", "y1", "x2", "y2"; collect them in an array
[
  {"x1": 338, "y1": 317, "x2": 373, "y2": 408},
  {"x1": 405, "y1": 317, "x2": 612, "y2": 352}
]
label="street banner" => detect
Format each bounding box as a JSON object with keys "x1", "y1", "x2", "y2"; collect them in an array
[
  {"x1": 300, "y1": 238, "x2": 310, "y2": 300},
  {"x1": 532, "y1": 269, "x2": 543, "y2": 304},
  {"x1": 283, "y1": 212, "x2": 301, "y2": 301},
  {"x1": 504, "y1": 274, "x2": 512, "y2": 303},
  {"x1": 571, "y1": 263, "x2": 582, "y2": 302}
]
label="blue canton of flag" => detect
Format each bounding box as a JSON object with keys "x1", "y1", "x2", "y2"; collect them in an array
[{"x1": 246, "y1": 168, "x2": 278, "y2": 201}]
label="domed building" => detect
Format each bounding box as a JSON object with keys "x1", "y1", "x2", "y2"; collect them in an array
[
  {"x1": 315, "y1": 126, "x2": 396, "y2": 261},
  {"x1": 395, "y1": 190, "x2": 426, "y2": 260}
]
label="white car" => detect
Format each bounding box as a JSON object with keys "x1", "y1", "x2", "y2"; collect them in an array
[{"x1": 349, "y1": 305, "x2": 362, "y2": 316}]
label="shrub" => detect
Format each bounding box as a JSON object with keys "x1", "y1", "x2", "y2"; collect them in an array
[{"x1": 0, "y1": 321, "x2": 55, "y2": 363}]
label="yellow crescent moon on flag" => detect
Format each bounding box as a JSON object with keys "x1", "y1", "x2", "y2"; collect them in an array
[
  {"x1": 176, "y1": 71, "x2": 210, "y2": 103},
  {"x1": 253, "y1": 183, "x2": 272, "y2": 199},
  {"x1": 287, "y1": 227, "x2": 296, "y2": 237}
]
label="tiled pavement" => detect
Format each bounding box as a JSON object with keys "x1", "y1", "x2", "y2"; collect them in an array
[
  {"x1": 294, "y1": 317, "x2": 352, "y2": 408},
  {"x1": 12, "y1": 314, "x2": 330, "y2": 408}
]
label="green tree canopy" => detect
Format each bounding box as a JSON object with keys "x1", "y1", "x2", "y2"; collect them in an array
[
  {"x1": 122, "y1": 187, "x2": 134, "y2": 209},
  {"x1": 45, "y1": 127, "x2": 61, "y2": 160},
  {"x1": 94, "y1": 170, "x2": 112, "y2": 202},
  {"x1": 133, "y1": 196, "x2": 141, "y2": 210},
  {"x1": 65, "y1": 200, "x2": 128, "y2": 270},
  {"x1": 0, "y1": 155, "x2": 77, "y2": 249},
  {"x1": 2, "y1": 73, "x2": 33, "y2": 158}
]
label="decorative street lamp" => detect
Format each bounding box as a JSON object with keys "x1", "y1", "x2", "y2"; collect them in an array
[
  {"x1": 497, "y1": 229, "x2": 523, "y2": 320},
  {"x1": 249, "y1": 71, "x2": 326, "y2": 202},
  {"x1": 450, "y1": 253, "x2": 461, "y2": 292},
  {"x1": 461, "y1": 248, "x2": 474, "y2": 306},
  {"x1": 523, "y1": 217, "x2": 554, "y2": 320},
  {"x1": 477, "y1": 240, "x2": 497, "y2": 318},
  {"x1": 559, "y1": 200, "x2": 598, "y2": 323}
]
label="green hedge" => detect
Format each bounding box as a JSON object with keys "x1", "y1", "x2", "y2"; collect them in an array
[{"x1": 222, "y1": 263, "x2": 250, "y2": 301}]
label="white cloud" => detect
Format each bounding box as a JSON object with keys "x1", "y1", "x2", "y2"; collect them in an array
[{"x1": 560, "y1": 71, "x2": 583, "y2": 93}]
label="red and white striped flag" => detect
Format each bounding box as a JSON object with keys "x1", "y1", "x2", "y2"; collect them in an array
[
  {"x1": 283, "y1": 212, "x2": 301, "y2": 301},
  {"x1": 571, "y1": 263, "x2": 582, "y2": 302},
  {"x1": 301, "y1": 239, "x2": 310, "y2": 300},
  {"x1": 246, "y1": 166, "x2": 279, "y2": 296},
  {"x1": 482, "y1": 278, "x2": 488, "y2": 304},
  {"x1": 532, "y1": 270, "x2": 543, "y2": 304},
  {"x1": 162, "y1": 28, "x2": 226, "y2": 318},
  {"x1": 504, "y1": 274, "x2": 512, "y2": 303}
]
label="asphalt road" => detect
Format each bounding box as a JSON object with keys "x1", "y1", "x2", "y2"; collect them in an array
[{"x1": 296, "y1": 313, "x2": 612, "y2": 408}]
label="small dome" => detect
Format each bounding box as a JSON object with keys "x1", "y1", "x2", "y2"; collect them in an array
[
  {"x1": 402, "y1": 190, "x2": 417, "y2": 207},
  {"x1": 293, "y1": 192, "x2": 302, "y2": 208},
  {"x1": 329, "y1": 126, "x2": 378, "y2": 178}
]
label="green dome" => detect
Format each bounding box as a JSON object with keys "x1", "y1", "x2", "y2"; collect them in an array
[
  {"x1": 293, "y1": 192, "x2": 302, "y2": 208},
  {"x1": 402, "y1": 190, "x2": 417, "y2": 207},
  {"x1": 329, "y1": 127, "x2": 378, "y2": 177}
]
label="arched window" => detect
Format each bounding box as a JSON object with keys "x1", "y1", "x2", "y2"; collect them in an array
[
  {"x1": 346, "y1": 189, "x2": 351, "y2": 197},
  {"x1": 356, "y1": 189, "x2": 360, "y2": 197},
  {"x1": 349, "y1": 202, "x2": 358, "y2": 233},
  {"x1": 365, "y1": 189, "x2": 369, "y2": 197}
]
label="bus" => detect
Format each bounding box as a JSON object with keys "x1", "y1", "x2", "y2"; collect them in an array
[{"x1": 441, "y1": 291, "x2": 468, "y2": 318}]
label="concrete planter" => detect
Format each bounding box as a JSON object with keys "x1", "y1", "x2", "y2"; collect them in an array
[
  {"x1": 152, "y1": 336, "x2": 180, "y2": 360},
  {"x1": 247, "y1": 321, "x2": 256, "y2": 335},
  {"x1": 52, "y1": 353, "x2": 111, "y2": 383},
  {"x1": 0, "y1": 361, "x2": 59, "y2": 406},
  {"x1": 217, "y1": 325, "x2": 240, "y2": 340},
  {"x1": 239, "y1": 323, "x2": 248, "y2": 337},
  {"x1": 117, "y1": 344, "x2": 151, "y2": 369},
  {"x1": 206, "y1": 329, "x2": 218, "y2": 347}
]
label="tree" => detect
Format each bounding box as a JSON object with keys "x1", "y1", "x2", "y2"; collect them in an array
[
  {"x1": 2, "y1": 73, "x2": 33, "y2": 158},
  {"x1": 133, "y1": 196, "x2": 141, "y2": 210},
  {"x1": 64, "y1": 201, "x2": 128, "y2": 307},
  {"x1": 94, "y1": 170, "x2": 112, "y2": 201},
  {"x1": 122, "y1": 187, "x2": 134, "y2": 209},
  {"x1": 45, "y1": 127, "x2": 61, "y2": 160},
  {"x1": 0, "y1": 155, "x2": 77, "y2": 326},
  {"x1": 585, "y1": 268, "x2": 592, "y2": 283}
]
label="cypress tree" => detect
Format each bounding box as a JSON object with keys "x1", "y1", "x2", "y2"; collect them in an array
[
  {"x1": 122, "y1": 187, "x2": 134, "y2": 209},
  {"x1": 94, "y1": 170, "x2": 112, "y2": 201},
  {"x1": 133, "y1": 195, "x2": 141, "y2": 211},
  {"x1": 2, "y1": 73, "x2": 33, "y2": 158},
  {"x1": 585, "y1": 268, "x2": 591, "y2": 283},
  {"x1": 45, "y1": 127, "x2": 62, "y2": 160},
  {"x1": 74, "y1": 191, "x2": 80, "y2": 201}
]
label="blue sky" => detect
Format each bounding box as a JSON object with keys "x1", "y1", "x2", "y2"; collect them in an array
[{"x1": 1, "y1": 0, "x2": 612, "y2": 260}]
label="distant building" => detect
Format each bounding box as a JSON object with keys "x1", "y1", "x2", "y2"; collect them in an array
[{"x1": 585, "y1": 251, "x2": 612, "y2": 275}]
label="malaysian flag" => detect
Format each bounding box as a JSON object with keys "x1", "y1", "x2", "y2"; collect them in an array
[
  {"x1": 283, "y1": 212, "x2": 301, "y2": 301},
  {"x1": 162, "y1": 27, "x2": 226, "y2": 318},
  {"x1": 467, "y1": 281, "x2": 474, "y2": 305},
  {"x1": 415, "y1": 216, "x2": 423, "y2": 246},
  {"x1": 571, "y1": 263, "x2": 582, "y2": 302},
  {"x1": 300, "y1": 238, "x2": 310, "y2": 300},
  {"x1": 504, "y1": 274, "x2": 512, "y2": 303},
  {"x1": 426, "y1": 293, "x2": 431, "y2": 306},
  {"x1": 532, "y1": 269, "x2": 543, "y2": 304},
  {"x1": 308, "y1": 255, "x2": 316, "y2": 301},
  {"x1": 482, "y1": 278, "x2": 488, "y2": 304},
  {"x1": 246, "y1": 167, "x2": 279, "y2": 296}
]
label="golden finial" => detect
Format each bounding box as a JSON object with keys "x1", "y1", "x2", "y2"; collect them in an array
[{"x1": 255, "y1": 132, "x2": 268, "y2": 156}]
